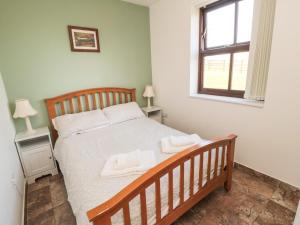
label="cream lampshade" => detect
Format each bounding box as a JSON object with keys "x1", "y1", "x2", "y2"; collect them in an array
[
  {"x1": 13, "y1": 99, "x2": 38, "y2": 134},
  {"x1": 143, "y1": 85, "x2": 155, "y2": 108}
]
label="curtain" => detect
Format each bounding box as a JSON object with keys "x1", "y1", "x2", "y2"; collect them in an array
[{"x1": 244, "y1": 0, "x2": 277, "y2": 101}]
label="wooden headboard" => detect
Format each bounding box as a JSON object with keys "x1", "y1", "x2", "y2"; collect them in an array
[{"x1": 45, "y1": 87, "x2": 136, "y2": 142}]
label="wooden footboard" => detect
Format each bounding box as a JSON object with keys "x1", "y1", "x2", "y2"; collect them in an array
[{"x1": 87, "y1": 134, "x2": 237, "y2": 225}]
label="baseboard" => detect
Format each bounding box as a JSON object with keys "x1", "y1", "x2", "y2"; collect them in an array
[
  {"x1": 21, "y1": 179, "x2": 27, "y2": 225},
  {"x1": 234, "y1": 162, "x2": 300, "y2": 190}
]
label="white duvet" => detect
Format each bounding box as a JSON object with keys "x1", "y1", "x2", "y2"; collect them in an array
[{"x1": 54, "y1": 118, "x2": 222, "y2": 225}]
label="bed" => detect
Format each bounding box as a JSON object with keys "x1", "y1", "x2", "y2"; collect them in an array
[{"x1": 45, "y1": 87, "x2": 237, "y2": 225}]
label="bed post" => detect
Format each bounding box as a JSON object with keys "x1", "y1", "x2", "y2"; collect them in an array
[
  {"x1": 224, "y1": 134, "x2": 237, "y2": 192},
  {"x1": 45, "y1": 99, "x2": 58, "y2": 144},
  {"x1": 131, "y1": 88, "x2": 136, "y2": 102}
]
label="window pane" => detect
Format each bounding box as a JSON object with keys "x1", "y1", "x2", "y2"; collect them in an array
[
  {"x1": 231, "y1": 52, "x2": 249, "y2": 91},
  {"x1": 237, "y1": 0, "x2": 254, "y2": 43},
  {"x1": 206, "y1": 4, "x2": 235, "y2": 48},
  {"x1": 203, "y1": 54, "x2": 230, "y2": 89}
]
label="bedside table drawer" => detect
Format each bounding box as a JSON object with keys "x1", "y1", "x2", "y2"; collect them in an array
[
  {"x1": 18, "y1": 136, "x2": 50, "y2": 152},
  {"x1": 22, "y1": 145, "x2": 55, "y2": 177}
]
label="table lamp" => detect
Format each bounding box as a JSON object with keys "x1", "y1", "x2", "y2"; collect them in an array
[
  {"x1": 143, "y1": 85, "x2": 155, "y2": 108},
  {"x1": 13, "y1": 99, "x2": 38, "y2": 134}
]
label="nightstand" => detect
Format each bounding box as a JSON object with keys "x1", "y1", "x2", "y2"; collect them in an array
[
  {"x1": 142, "y1": 106, "x2": 162, "y2": 123},
  {"x1": 15, "y1": 127, "x2": 58, "y2": 184}
]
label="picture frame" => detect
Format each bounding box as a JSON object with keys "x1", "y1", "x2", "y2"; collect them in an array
[{"x1": 68, "y1": 25, "x2": 100, "y2": 52}]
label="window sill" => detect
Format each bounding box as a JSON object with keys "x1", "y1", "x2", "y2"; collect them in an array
[{"x1": 190, "y1": 93, "x2": 264, "y2": 108}]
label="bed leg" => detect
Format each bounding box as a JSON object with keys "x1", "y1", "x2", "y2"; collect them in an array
[
  {"x1": 224, "y1": 179, "x2": 232, "y2": 192},
  {"x1": 224, "y1": 135, "x2": 236, "y2": 192}
]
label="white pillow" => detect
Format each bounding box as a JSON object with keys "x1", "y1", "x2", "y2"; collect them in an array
[
  {"x1": 103, "y1": 102, "x2": 145, "y2": 124},
  {"x1": 53, "y1": 109, "x2": 110, "y2": 138}
]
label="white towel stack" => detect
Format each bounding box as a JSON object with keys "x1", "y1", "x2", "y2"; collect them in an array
[
  {"x1": 101, "y1": 150, "x2": 156, "y2": 177},
  {"x1": 113, "y1": 150, "x2": 141, "y2": 170},
  {"x1": 161, "y1": 134, "x2": 203, "y2": 153}
]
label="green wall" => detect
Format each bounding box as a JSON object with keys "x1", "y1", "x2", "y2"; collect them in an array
[{"x1": 0, "y1": 0, "x2": 152, "y2": 132}]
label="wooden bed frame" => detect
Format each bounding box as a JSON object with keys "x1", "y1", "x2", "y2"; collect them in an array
[{"x1": 45, "y1": 87, "x2": 237, "y2": 225}]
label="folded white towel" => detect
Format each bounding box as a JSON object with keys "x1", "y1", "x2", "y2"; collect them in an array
[
  {"x1": 170, "y1": 135, "x2": 197, "y2": 147},
  {"x1": 113, "y1": 149, "x2": 141, "y2": 170},
  {"x1": 101, "y1": 150, "x2": 156, "y2": 178},
  {"x1": 161, "y1": 134, "x2": 204, "y2": 154}
]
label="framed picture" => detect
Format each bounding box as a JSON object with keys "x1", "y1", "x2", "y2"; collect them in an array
[{"x1": 68, "y1": 25, "x2": 100, "y2": 52}]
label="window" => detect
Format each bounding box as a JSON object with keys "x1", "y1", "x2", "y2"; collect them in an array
[{"x1": 199, "y1": 0, "x2": 254, "y2": 98}]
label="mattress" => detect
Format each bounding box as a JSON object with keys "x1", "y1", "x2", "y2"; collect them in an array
[{"x1": 54, "y1": 117, "x2": 221, "y2": 225}]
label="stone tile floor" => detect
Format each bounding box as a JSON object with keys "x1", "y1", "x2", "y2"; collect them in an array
[{"x1": 26, "y1": 166, "x2": 300, "y2": 225}]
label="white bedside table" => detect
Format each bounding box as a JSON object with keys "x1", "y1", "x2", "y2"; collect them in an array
[
  {"x1": 15, "y1": 127, "x2": 58, "y2": 184},
  {"x1": 142, "y1": 106, "x2": 163, "y2": 123}
]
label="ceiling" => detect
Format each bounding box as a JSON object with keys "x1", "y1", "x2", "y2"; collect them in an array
[{"x1": 122, "y1": 0, "x2": 158, "y2": 7}]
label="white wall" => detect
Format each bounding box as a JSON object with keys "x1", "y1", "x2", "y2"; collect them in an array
[
  {"x1": 150, "y1": 0, "x2": 300, "y2": 188},
  {"x1": 0, "y1": 73, "x2": 25, "y2": 225}
]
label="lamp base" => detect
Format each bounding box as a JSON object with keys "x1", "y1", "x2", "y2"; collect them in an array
[
  {"x1": 147, "y1": 97, "x2": 152, "y2": 108},
  {"x1": 24, "y1": 117, "x2": 36, "y2": 135}
]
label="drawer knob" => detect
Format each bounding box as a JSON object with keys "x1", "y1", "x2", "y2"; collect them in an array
[{"x1": 49, "y1": 156, "x2": 52, "y2": 160}]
